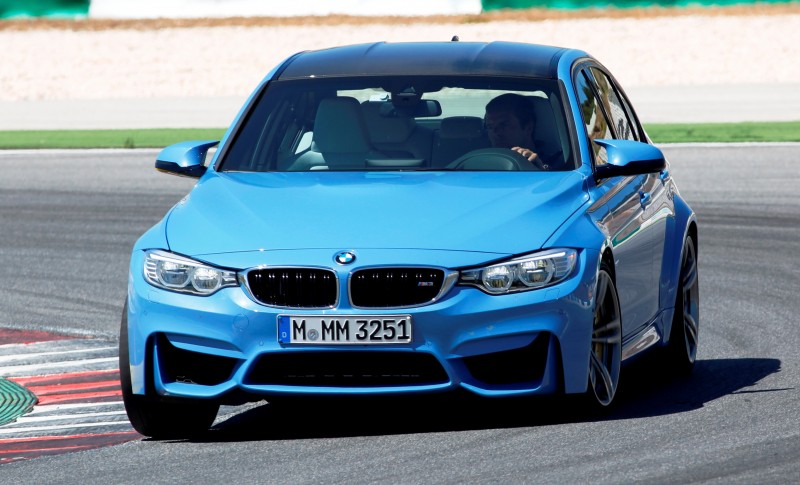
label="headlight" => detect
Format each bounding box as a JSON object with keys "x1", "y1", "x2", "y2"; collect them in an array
[
  {"x1": 459, "y1": 249, "x2": 577, "y2": 295},
  {"x1": 143, "y1": 250, "x2": 238, "y2": 295}
]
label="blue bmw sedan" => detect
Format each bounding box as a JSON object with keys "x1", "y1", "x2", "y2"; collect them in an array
[{"x1": 120, "y1": 41, "x2": 699, "y2": 437}]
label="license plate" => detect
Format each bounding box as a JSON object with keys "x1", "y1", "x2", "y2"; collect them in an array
[{"x1": 278, "y1": 315, "x2": 412, "y2": 345}]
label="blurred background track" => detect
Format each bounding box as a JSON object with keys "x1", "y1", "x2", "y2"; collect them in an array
[
  {"x1": 1, "y1": 2, "x2": 798, "y2": 128},
  {"x1": 3, "y1": 84, "x2": 800, "y2": 131}
]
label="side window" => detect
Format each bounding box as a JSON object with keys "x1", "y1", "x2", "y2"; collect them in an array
[
  {"x1": 575, "y1": 69, "x2": 612, "y2": 166},
  {"x1": 589, "y1": 67, "x2": 638, "y2": 141},
  {"x1": 618, "y1": 88, "x2": 644, "y2": 141}
]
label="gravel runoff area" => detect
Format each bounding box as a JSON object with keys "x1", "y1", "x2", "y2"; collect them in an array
[{"x1": 1, "y1": 5, "x2": 799, "y2": 102}]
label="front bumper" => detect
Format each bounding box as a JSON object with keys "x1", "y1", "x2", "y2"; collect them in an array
[{"x1": 125, "y1": 249, "x2": 599, "y2": 401}]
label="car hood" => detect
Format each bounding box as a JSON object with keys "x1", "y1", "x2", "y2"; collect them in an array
[{"x1": 164, "y1": 171, "x2": 588, "y2": 261}]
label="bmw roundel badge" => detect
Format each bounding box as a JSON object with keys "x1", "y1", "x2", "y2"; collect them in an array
[{"x1": 334, "y1": 251, "x2": 356, "y2": 265}]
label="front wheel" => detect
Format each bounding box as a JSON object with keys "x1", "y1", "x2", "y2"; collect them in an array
[
  {"x1": 585, "y1": 264, "x2": 622, "y2": 409},
  {"x1": 119, "y1": 302, "x2": 219, "y2": 438}
]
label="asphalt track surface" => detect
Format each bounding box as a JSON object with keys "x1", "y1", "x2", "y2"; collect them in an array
[{"x1": 0, "y1": 145, "x2": 798, "y2": 483}]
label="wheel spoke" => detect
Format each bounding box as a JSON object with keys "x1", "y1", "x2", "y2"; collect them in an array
[
  {"x1": 590, "y1": 350, "x2": 615, "y2": 401},
  {"x1": 684, "y1": 312, "x2": 699, "y2": 347},
  {"x1": 682, "y1": 242, "x2": 698, "y2": 288},
  {"x1": 596, "y1": 274, "x2": 609, "y2": 306},
  {"x1": 592, "y1": 335, "x2": 619, "y2": 345},
  {"x1": 592, "y1": 318, "x2": 621, "y2": 344},
  {"x1": 683, "y1": 262, "x2": 698, "y2": 290}
]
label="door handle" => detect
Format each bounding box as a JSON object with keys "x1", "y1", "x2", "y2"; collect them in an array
[{"x1": 639, "y1": 191, "x2": 651, "y2": 208}]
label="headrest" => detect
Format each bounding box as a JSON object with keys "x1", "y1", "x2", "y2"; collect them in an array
[
  {"x1": 528, "y1": 96, "x2": 559, "y2": 143},
  {"x1": 439, "y1": 116, "x2": 484, "y2": 140},
  {"x1": 314, "y1": 97, "x2": 371, "y2": 153},
  {"x1": 361, "y1": 102, "x2": 416, "y2": 144}
]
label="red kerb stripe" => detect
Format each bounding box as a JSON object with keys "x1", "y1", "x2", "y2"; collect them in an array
[
  {"x1": 0, "y1": 329, "x2": 75, "y2": 345},
  {"x1": 26, "y1": 380, "x2": 121, "y2": 396},
  {"x1": 10, "y1": 369, "x2": 120, "y2": 387},
  {"x1": 0, "y1": 431, "x2": 141, "y2": 463},
  {"x1": 37, "y1": 389, "x2": 122, "y2": 405}
]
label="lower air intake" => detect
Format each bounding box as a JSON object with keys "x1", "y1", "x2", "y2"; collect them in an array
[{"x1": 245, "y1": 351, "x2": 448, "y2": 387}]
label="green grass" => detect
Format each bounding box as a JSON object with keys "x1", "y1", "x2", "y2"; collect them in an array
[
  {"x1": 0, "y1": 122, "x2": 798, "y2": 149},
  {"x1": 644, "y1": 121, "x2": 800, "y2": 143},
  {"x1": 0, "y1": 128, "x2": 227, "y2": 149}
]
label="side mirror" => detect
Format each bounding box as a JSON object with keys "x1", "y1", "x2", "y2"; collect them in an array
[
  {"x1": 155, "y1": 140, "x2": 220, "y2": 178},
  {"x1": 592, "y1": 139, "x2": 666, "y2": 180}
]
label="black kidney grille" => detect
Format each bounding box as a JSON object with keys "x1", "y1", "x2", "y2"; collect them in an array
[
  {"x1": 247, "y1": 268, "x2": 336, "y2": 308},
  {"x1": 351, "y1": 268, "x2": 445, "y2": 307}
]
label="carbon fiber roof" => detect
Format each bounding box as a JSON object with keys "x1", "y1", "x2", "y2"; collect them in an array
[{"x1": 276, "y1": 41, "x2": 575, "y2": 80}]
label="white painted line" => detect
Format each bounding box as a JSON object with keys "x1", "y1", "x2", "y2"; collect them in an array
[
  {"x1": 659, "y1": 142, "x2": 800, "y2": 148},
  {"x1": 0, "y1": 148, "x2": 161, "y2": 156},
  {"x1": 0, "y1": 421, "x2": 134, "y2": 435},
  {"x1": 27, "y1": 401, "x2": 123, "y2": 414},
  {"x1": 0, "y1": 347, "x2": 117, "y2": 364},
  {"x1": 11, "y1": 411, "x2": 128, "y2": 424},
  {"x1": 0, "y1": 357, "x2": 118, "y2": 375}
]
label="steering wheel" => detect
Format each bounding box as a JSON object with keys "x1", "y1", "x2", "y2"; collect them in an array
[{"x1": 446, "y1": 148, "x2": 538, "y2": 171}]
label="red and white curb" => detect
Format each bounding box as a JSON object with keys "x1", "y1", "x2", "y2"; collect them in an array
[{"x1": 0, "y1": 329, "x2": 140, "y2": 464}]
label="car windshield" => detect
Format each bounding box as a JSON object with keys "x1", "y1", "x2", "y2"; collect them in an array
[{"x1": 218, "y1": 76, "x2": 574, "y2": 172}]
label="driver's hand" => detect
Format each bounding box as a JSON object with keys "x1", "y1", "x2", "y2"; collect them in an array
[{"x1": 511, "y1": 146, "x2": 549, "y2": 170}]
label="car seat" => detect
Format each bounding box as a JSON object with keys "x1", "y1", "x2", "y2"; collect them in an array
[
  {"x1": 360, "y1": 101, "x2": 434, "y2": 162},
  {"x1": 529, "y1": 96, "x2": 568, "y2": 169},
  {"x1": 430, "y1": 116, "x2": 491, "y2": 167},
  {"x1": 287, "y1": 97, "x2": 387, "y2": 170}
]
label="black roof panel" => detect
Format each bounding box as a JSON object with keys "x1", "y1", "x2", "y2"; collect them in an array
[{"x1": 277, "y1": 42, "x2": 569, "y2": 80}]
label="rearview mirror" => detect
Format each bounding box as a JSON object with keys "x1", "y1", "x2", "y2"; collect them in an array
[
  {"x1": 155, "y1": 140, "x2": 219, "y2": 178},
  {"x1": 592, "y1": 139, "x2": 666, "y2": 180},
  {"x1": 380, "y1": 99, "x2": 442, "y2": 118}
]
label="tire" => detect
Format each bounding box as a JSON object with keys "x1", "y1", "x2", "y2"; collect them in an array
[
  {"x1": 662, "y1": 235, "x2": 699, "y2": 375},
  {"x1": 119, "y1": 302, "x2": 219, "y2": 439},
  {"x1": 584, "y1": 263, "x2": 622, "y2": 410}
]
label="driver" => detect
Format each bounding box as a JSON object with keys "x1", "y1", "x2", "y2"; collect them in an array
[{"x1": 484, "y1": 93, "x2": 553, "y2": 170}]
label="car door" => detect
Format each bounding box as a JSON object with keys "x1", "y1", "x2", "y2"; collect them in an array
[
  {"x1": 576, "y1": 65, "x2": 667, "y2": 337},
  {"x1": 589, "y1": 67, "x2": 674, "y2": 329}
]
